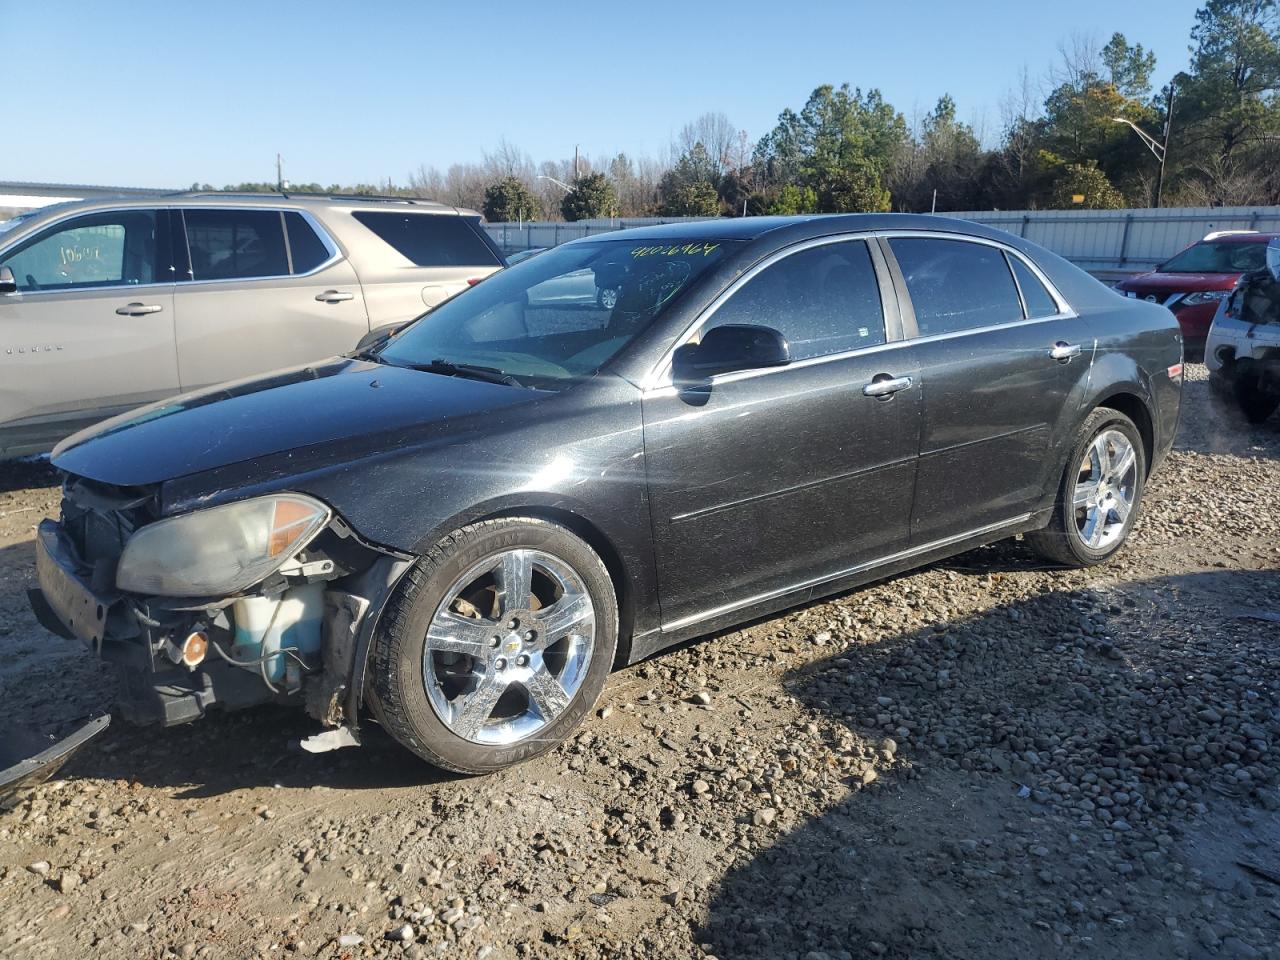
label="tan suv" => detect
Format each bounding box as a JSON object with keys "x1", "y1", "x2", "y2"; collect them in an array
[{"x1": 0, "y1": 193, "x2": 503, "y2": 457}]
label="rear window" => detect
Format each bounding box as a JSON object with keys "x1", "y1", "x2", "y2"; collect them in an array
[
  {"x1": 284, "y1": 212, "x2": 331, "y2": 273},
  {"x1": 352, "y1": 212, "x2": 501, "y2": 268},
  {"x1": 890, "y1": 237, "x2": 1024, "y2": 337},
  {"x1": 1159, "y1": 240, "x2": 1267, "y2": 274}
]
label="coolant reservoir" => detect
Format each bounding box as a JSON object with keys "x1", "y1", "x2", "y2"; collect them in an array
[{"x1": 232, "y1": 583, "x2": 324, "y2": 683}]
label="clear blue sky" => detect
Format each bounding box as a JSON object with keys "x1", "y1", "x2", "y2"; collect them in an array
[{"x1": 3, "y1": 0, "x2": 1204, "y2": 189}]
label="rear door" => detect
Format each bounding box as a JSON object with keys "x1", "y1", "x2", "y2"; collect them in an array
[
  {"x1": 171, "y1": 207, "x2": 368, "y2": 390},
  {"x1": 642, "y1": 237, "x2": 921, "y2": 630},
  {"x1": 347, "y1": 211, "x2": 505, "y2": 325},
  {"x1": 881, "y1": 234, "x2": 1093, "y2": 545},
  {"x1": 0, "y1": 208, "x2": 178, "y2": 454}
]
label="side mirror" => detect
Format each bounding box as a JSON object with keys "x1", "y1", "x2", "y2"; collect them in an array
[
  {"x1": 0, "y1": 266, "x2": 16, "y2": 295},
  {"x1": 672, "y1": 323, "x2": 790, "y2": 389}
]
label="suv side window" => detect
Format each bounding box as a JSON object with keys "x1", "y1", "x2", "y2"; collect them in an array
[
  {"x1": 352, "y1": 212, "x2": 502, "y2": 267},
  {"x1": 1, "y1": 211, "x2": 160, "y2": 292},
  {"x1": 1008, "y1": 254, "x2": 1059, "y2": 319},
  {"x1": 703, "y1": 240, "x2": 885, "y2": 361},
  {"x1": 183, "y1": 209, "x2": 289, "y2": 281},
  {"x1": 889, "y1": 237, "x2": 1023, "y2": 337},
  {"x1": 284, "y1": 212, "x2": 332, "y2": 274}
]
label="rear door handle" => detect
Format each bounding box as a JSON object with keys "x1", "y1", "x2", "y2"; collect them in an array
[
  {"x1": 115, "y1": 302, "x2": 163, "y2": 316},
  {"x1": 316, "y1": 290, "x2": 355, "y2": 303},
  {"x1": 862, "y1": 374, "x2": 913, "y2": 399},
  {"x1": 1049, "y1": 341, "x2": 1082, "y2": 362}
]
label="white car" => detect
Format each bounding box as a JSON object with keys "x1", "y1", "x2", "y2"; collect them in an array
[{"x1": 1206, "y1": 237, "x2": 1280, "y2": 424}]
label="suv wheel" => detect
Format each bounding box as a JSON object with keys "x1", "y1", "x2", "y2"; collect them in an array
[
  {"x1": 1026, "y1": 408, "x2": 1147, "y2": 568},
  {"x1": 369, "y1": 518, "x2": 617, "y2": 774}
]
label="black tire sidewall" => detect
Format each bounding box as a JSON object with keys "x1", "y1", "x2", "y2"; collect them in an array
[
  {"x1": 1059, "y1": 410, "x2": 1147, "y2": 565},
  {"x1": 372, "y1": 519, "x2": 617, "y2": 774}
]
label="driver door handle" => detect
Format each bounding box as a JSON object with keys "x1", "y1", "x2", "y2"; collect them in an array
[
  {"x1": 115, "y1": 302, "x2": 163, "y2": 316},
  {"x1": 862, "y1": 374, "x2": 913, "y2": 398},
  {"x1": 1049, "y1": 341, "x2": 1082, "y2": 362},
  {"x1": 316, "y1": 290, "x2": 355, "y2": 303}
]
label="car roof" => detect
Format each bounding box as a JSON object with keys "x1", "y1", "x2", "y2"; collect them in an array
[
  {"x1": 9, "y1": 192, "x2": 482, "y2": 224},
  {"x1": 566, "y1": 213, "x2": 1029, "y2": 247},
  {"x1": 1198, "y1": 232, "x2": 1280, "y2": 244}
]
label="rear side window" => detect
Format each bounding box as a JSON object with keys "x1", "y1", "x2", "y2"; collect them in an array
[
  {"x1": 183, "y1": 209, "x2": 288, "y2": 280},
  {"x1": 704, "y1": 240, "x2": 885, "y2": 361},
  {"x1": 352, "y1": 212, "x2": 501, "y2": 267},
  {"x1": 1009, "y1": 255, "x2": 1059, "y2": 318},
  {"x1": 284, "y1": 212, "x2": 332, "y2": 274},
  {"x1": 890, "y1": 237, "x2": 1023, "y2": 337},
  {"x1": 1, "y1": 210, "x2": 159, "y2": 291}
]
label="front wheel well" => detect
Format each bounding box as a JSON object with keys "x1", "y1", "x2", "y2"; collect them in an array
[
  {"x1": 479, "y1": 506, "x2": 635, "y2": 667},
  {"x1": 1093, "y1": 393, "x2": 1155, "y2": 476}
]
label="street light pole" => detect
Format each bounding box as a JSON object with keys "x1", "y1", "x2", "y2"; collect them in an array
[
  {"x1": 1113, "y1": 80, "x2": 1174, "y2": 208},
  {"x1": 537, "y1": 175, "x2": 574, "y2": 193}
]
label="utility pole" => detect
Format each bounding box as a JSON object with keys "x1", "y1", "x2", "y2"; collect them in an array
[
  {"x1": 574, "y1": 145, "x2": 580, "y2": 182},
  {"x1": 276, "y1": 153, "x2": 289, "y2": 193},
  {"x1": 1155, "y1": 81, "x2": 1175, "y2": 209}
]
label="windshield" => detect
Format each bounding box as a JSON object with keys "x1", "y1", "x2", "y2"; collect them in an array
[
  {"x1": 378, "y1": 238, "x2": 739, "y2": 385},
  {"x1": 1159, "y1": 240, "x2": 1268, "y2": 274}
]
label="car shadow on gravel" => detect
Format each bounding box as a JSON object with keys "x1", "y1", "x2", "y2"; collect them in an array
[
  {"x1": 0, "y1": 457, "x2": 57, "y2": 494},
  {"x1": 699, "y1": 568, "x2": 1280, "y2": 960},
  {"x1": 1178, "y1": 373, "x2": 1280, "y2": 458}
]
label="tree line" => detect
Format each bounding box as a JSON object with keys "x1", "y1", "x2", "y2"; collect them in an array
[{"x1": 198, "y1": 0, "x2": 1280, "y2": 220}]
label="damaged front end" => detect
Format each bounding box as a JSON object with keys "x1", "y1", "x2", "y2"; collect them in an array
[
  {"x1": 1209, "y1": 245, "x2": 1280, "y2": 424},
  {"x1": 29, "y1": 474, "x2": 412, "y2": 742}
]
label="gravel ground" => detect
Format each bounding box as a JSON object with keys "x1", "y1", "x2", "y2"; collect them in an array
[{"x1": 2, "y1": 366, "x2": 1279, "y2": 960}]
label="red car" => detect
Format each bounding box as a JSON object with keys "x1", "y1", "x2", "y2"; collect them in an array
[{"x1": 1115, "y1": 231, "x2": 1278, "y2": 361}]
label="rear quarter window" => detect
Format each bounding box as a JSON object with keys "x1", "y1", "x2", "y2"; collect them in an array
[{"x1": 352, "y1": 212, "x2": 501, "y2": 268}]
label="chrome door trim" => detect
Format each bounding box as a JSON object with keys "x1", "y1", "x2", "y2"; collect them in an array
[
  {"x1": 172, "y1": 206, "x2": 343, "y2": 284},
  {"x1": 661, "y1": 513, "x2": 1033, "y2": 632},
  {"x1": 0, "y1": 204, "x2": 346, "y2": 295},
  {"x1": 872, "y1": 229, "x2": 1077, "y2": 319},
  {"x1": 643, "y1": 232, "x2": 899, "y2": 392}
]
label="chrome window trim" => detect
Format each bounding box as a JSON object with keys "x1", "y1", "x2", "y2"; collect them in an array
[
  {"x1": 874, "y1": 229, "x2": 1076, "y2": 320},
  {"x1": 663, "y1": 513, "x2": 1033, "y2": 632},
  {"x1": 0, "y1": 204, "x2": 346, "y2": 298},
  {"x1": 643, "y1": 232, "x2": 896, "y2": 392},
  {"x1": 0, "y1": 205, "x2": 174, "y2": 298},
  {"x1": 642, "y1": 229, "x2": 1077, "y2": 393},
  {"x1": 173, "y1": 206, "x2": 343, "y2": 284}
]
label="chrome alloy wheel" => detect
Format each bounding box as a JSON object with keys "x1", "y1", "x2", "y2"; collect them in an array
[
  {"x1": 1072, "y1": 429, "x2": 1138, "y2": 551},
  {"x1": 422, "y1": 549, "x2": 595, "y2": 745}
]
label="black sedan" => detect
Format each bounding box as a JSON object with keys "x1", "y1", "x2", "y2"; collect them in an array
[{"x1": 31, "y1": 214, "x2": 1183, "y2": 773}]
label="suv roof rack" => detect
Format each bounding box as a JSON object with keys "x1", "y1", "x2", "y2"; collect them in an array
[
  {"x1": 1203, "y1": 229, "x2": 1259, "y2": 241},
  {"x1": 171, "y1": 190, "x2": 452, "y2": 207}
]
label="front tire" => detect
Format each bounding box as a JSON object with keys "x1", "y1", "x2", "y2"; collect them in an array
[
  {"x1": 1026, "y1": 408, "x2": 1146, "y2": 568},
  {"x1": 369, "y1": 518, "x2": 617, "y2": 774}
]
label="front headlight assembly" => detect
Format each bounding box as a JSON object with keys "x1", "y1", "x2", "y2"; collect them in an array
[
  {"x1": 1180, "y1": 290, "x2": 1228, "y2": 306},
  {"x1": 116, "y1": 494, "x2": 331, "y2": 597}
]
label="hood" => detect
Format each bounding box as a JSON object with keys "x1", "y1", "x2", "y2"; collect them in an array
[
  {"x1": 1117, "y1": 271, "x2": 1240, "y2": 295},
  {"x1": 52, "y1": 358, "x2": 543, "y2": 487}
]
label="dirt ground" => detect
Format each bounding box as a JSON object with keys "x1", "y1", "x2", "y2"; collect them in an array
[{"x1": 1, "y1": 367, "x2": 1278, "y2": 960}]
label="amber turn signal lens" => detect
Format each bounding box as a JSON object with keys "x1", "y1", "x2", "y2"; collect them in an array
[
  {"x1": 269, "y1": 499, "x2": 322, "y2": 557},
  {"x1": 181, "y1": 631, "x2": 209, "y2": 667}
]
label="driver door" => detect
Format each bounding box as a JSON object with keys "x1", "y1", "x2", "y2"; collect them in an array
[
  {"x1": 0, "y1": 209, "x2": 179, "y2": 455},
  {"x1": 642, "y1": 238, "x2": 922, "y2": 630}
]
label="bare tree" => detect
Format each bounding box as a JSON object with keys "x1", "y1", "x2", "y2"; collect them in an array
[{"x1": 675, "y1": 112, "x2": 739, "y2": 176}]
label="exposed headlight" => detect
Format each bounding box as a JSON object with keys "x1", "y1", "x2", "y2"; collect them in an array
[
  {"x1": 1180, "y1": 290, "x2": 1228, "y2": 306},
  {"x1": 116, "y1": 494, "x2": 331, "y2": 596}
]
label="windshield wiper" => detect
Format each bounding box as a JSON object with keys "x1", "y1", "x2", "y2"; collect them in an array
[{"x1": 412, "y1": 358, "x2": 523, "y2": 387}]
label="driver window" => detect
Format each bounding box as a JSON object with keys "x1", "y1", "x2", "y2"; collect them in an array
[
  {"x1": 701, "y1": 240, "x2": 885, "y2": 361},
  {"x1": 1, "y1": 211, "x2": 159, "y2": 292}
]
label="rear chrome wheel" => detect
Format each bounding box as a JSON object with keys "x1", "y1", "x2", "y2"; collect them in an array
[
  {"x1": 1071, "y1": 429, "x2": 1138, "y2": 552},
  {"x1": 1026, "y1": 408, "x2": 1147, "y2": 568},
  {"x1": 369, "y1": 518, "x2": 617, "y2": 774},
  {"x1": 424, "y1": 549, "x2": 595, "y2": 746}
]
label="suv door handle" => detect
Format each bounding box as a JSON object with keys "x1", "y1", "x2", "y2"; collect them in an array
[
  {"x1": 115, "y1": 302, "x2": 163, "y2": 316},
  {"x1": 316, "y1": 290, "x2": 355, "y2": 303},
  {"x1": 862, "y1": 374, "x2": 913, "y2": 399},
  {"x1": 1049, "y1": 341, "x2": 1082, "y2": 362}
]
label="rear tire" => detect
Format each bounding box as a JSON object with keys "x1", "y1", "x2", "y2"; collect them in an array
[
  {"x1": 1026, "y1": 408, "x2": 1146, "y2": 568},
  {"x1": 368, "y1": 518, "x2": 617, "y2": 774}
]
